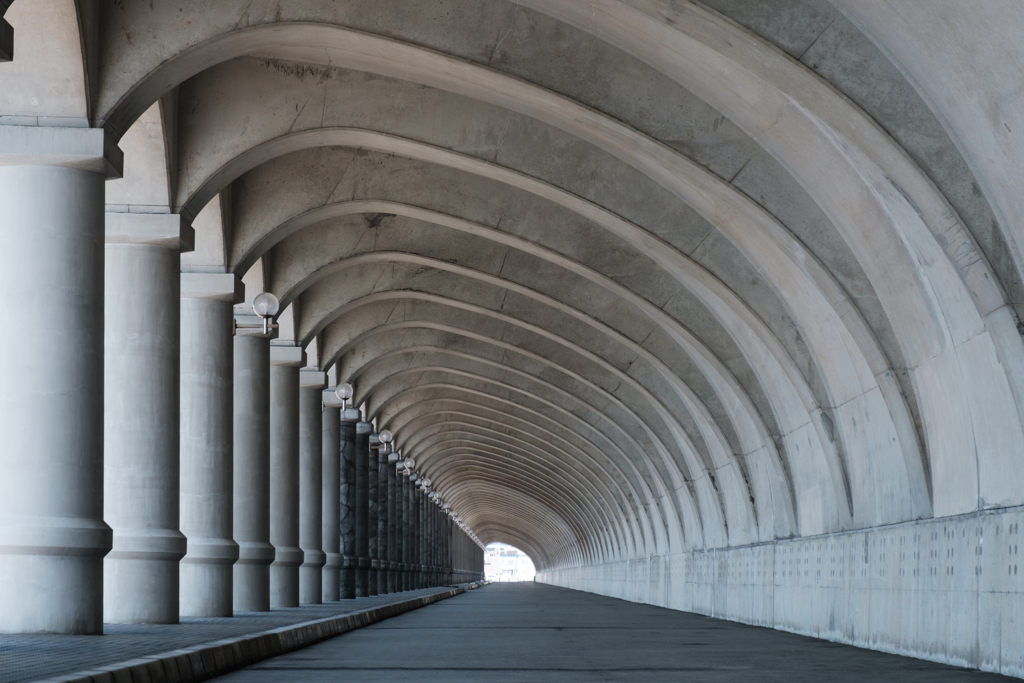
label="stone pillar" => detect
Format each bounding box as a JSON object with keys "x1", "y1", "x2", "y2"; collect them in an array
[
  {"x1": 417, "y1": 488, "x2": 426, "y2": 589},
  {"x1": 354, "y1": 421, "x2": 372, "y2": 597},
  {"x1": 321, "y1": 390, "x2": 342, "y2": 602},
  {"x1": 391, "y1": 464, "x2": 402, "y2": 592},
  {"x1": 429, "y1": 503, "x2": 437, "y2": 587},
  {"x1": 339, "y1": 409, "x2": 361, "y2": 598},
  {"x1": 377, "y1": 444, "x2": 389, "y2": 595},
  {"x1": 233, "y1": 332, "x2": 274, "y2": 612},
  {"x1": 270, "y1": 346, "x2": 303, "y2": 608},
  {"x1": 179, "y1": 274, "x2": 242, "y2": 617},
  {"x1": 403, "y1": 475, "x2": 411, "y2": 593},
  {"x1": 367, "y1": 432, "x2": 380, "y2": 596},
  {"x1": 104, "y1": 212, "x2": 192, "y2": 624},
  {"x1": 299, "y1": 369, "x2": 326, "y2": 604},
  {"x1": 0, "y1": 128, "x2": 118, "y2": 633}
]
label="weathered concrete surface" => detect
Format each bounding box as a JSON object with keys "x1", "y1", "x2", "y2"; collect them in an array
[
  {"x1": 541, "y1": 505, "x2": 1024, "y2": 677},
  {"x1": 217, "y1": 583, "x2": 1011, "y2": 682},
  {"x1": 4, "y1": 0, "x2": 1024, "y2": 675}
]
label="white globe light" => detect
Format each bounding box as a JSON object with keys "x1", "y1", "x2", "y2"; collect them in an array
[
  {"x1": 422, "y1": 478, "x2": 432, "y2": 488},
  {"x1": 379, "y1": 429, "x2": 393, "y2": 444},
  {"x1": 335, "y1": 383, "x2": 354, "y2": 402},
  {"x1": 252, "y1": 292, "x2": 280, "y2": 319},
  {"x1": 403, "y1": 457, "x2": 416, "y2": 470}
]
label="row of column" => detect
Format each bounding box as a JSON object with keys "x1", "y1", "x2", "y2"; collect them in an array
[{"x1": 0, "y1": 147, "x2": 482, "y2": 634}]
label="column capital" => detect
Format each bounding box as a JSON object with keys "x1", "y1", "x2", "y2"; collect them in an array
[
  {"x1": 181, "y1": 273, "x2": 244, "y2": 303},
  {"x1": 356, "y1": 421, "x2": 373, "y2": 435},
  {"x1": 270, "y1": 344, "x2": 305, "y2": 367},
  {"x1": 0, "y1": 125, "x2": 122, "y2": 177},
  {"x1": 300, "y1": 369, "x2": 327, "y2": 389},
  {"x1": 105, "y1": 212, "x2": 194, "y2": 251},
  {"x1": 323, "y1": 387, "x2": 344, "y2": 409}
]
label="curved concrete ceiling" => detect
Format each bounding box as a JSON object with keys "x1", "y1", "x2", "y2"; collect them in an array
[{"x1": 10, "y1": 0, "x2": 1024, "y2": 574}]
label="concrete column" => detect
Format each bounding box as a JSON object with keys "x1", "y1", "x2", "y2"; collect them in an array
[
  {"x1": 270, "y1": 346, "x2": 303, "y2": 608},
  {"x1": 418, "y1": 490, "x2": 427, "y2": 588},
  {"x1": 233, "y1": 332, "x2": 274, "y2": 612},
  {"x1": 377, "y1": 444, "x2": 389, "y2": 595},
  {"x1": 179, "y1": 274, "x2": 242, "y2": 617},
  {"x1": 321, "y1": 390, "x2": 342, "y2": 602},
  {"x1": 403, "y1": 475, "x2": 411, "y2": 593},
  {"x1": 391, "y1": 464, "x2": 402, "y2": 592},
  {"x1": 299, "y1": 370, "x2": 326, "y2": 604},
  {"x1": 367, "y1": 432, "x2": 380, "y2": 596},
  {"x1": 354, "y1": 421, "x2": 372, "y2": 597},
  {"x1": 0, "y1": 129, "x2": 119, "y2": 633},
  {"x1": 429, "y1": 504, "x2": 437, "y2": 586},
  {"x1": 339, "y1": 410, "x2": 361, "y2": 598},
  {"x1": 407, "y1": 476, "x2": 415, "y2": 591},
  {"x1": 103, "y1": 213, "x2": 192, "y2": 624}
]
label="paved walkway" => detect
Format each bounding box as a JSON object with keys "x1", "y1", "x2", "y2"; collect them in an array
[
  {"x1": 0, "y1": 587, "x2": 456, "y2": 683},
  {"x1": 219, "y1": 582, "x2": 1013, "y2": 682}
]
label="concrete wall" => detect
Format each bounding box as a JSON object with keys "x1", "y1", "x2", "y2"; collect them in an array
[{"x1": 539, "y1": 506, "x2": 1024, "y2": 678}]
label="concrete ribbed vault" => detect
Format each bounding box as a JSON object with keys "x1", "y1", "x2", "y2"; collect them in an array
[{"x1": 4, "y1": 0, "x2": 1024, "y2": 674}]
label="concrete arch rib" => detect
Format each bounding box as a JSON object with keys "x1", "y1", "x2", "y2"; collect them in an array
[
  {"x1": 525, "y1": 0, "x2": 1024, "y2": 518},
  {"x1": 332, "y1": 323, "x2": 662, "y2": 537},
  {"x1": 353, "y1": 361, "x2": 673, "y2": 555},
  {"x1": 452, "y1": 483, "x2": 581, "y2": 560},
  {"x1": 364, "y1": 362, "x2": 638, "y2": 557},
  {"x1": 398, "y1": 411, "x2": 634, "y2": 563},
  {"x1": 369, "y1": 378, "x2": 667, "y2": 558},
  {"x1": 244, "y1": 198, "x2": 796, "y2": 539},
  {"x1": 130, "y1": 22, "x2": 923, "y2": 530},
  {"x1": 447, "y1": 479, "x2": 583, "y2": 568},
  {"x1": 410, "y1": 437, "x2": 624, "y2": 561},
  {"x1": 417, "y1": 452, "x2": 601, "y2": 561},
  {"x1": 291, "y1": 251, "x2": 755, "y2": 545},
  {"x1": 268, "y1": 209, "x2": 794, "y2": 544},
  {"x1": 320, "y1": 292, "x2": 707, "y2": 551},
  {"x1": 367, "y1": 368, "x2": 640, "y2": 556},
  {"x1": 189, "y1": 125, "x2": 848, "y2": 537},
  {"x1": 388, "y1": 397, "x2": 641, "y2": 557}
]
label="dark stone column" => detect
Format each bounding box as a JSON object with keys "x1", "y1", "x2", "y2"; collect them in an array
[
  {"x1": 338, "y1": 409, "x2": 360, "y2": 599},
  {"x1": 376, "y1": 442, "x2": 388, "y2": 595},
  {"x1": 393, "y1": 473, "x2": 405, "y2": 589},
  {"x1": 387, "y1": 458, "x2": 398, "y2": 593},
  {"x1": 354, "y1": 421, "x2": 372, "y2": 597},
  {"x1": 403, "y1": 476, "x2": 413, "y2": 591},
  {"x1": 367, "y1": 432, "x2": 379, "y2": 596}
]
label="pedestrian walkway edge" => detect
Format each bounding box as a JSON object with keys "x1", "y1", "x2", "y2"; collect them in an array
[{"x1": 29, "y1": 588, "x2": 465, "y2": 683}]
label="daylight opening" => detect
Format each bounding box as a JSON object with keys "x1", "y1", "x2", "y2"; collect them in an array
[{"x1": 484, "y1": 543, "x2": 536, "y2": 582}]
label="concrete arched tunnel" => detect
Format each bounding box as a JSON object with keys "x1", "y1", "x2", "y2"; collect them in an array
[{"x1": 1, "y1": 0, "x2": 1024, "y2": 678}]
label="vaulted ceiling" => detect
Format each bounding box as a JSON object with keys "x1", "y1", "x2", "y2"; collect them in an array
[{"x1": 5, "y1": 0, "x2": 1023, "y2": 570}]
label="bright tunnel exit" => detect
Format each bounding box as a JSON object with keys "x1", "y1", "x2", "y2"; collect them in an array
[{"x1": 484, "y1": 543, "x2": 536, "y2": 582}]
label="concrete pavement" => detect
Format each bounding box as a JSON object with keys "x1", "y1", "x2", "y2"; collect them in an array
[{"x1": 219, "y1": 582, "x2": 1013, "y2": 682}]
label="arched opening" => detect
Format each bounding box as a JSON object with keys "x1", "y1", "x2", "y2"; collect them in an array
[{"x1": 484, "y1": 542, "x2": 536, "y2": 582}]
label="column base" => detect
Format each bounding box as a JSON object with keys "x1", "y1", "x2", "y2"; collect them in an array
[
  {"x1": 234, "y1": 563, "x2": 270, "y2": 612},
  {"x1": 342, "y1": 568, "x2": 357, "y2": 599},
  {"x1": 271, "y1": 565, "x2": 300, "y2": 608},
  {"x1": 104, "y1": 557, "x2": 180, "y2": 624},
  {"x1": 0, "y1": 555, "x2": 104, "y2": 634},
  {"x1": 180, "y1": 562, "x2": 233, "y2": 617},
  {"x1": 322, "y1": 554, "x2": 341, "y2": 602},
  {"x1": 300, "y1": 565, "x2": 323, "y2": 605}
]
